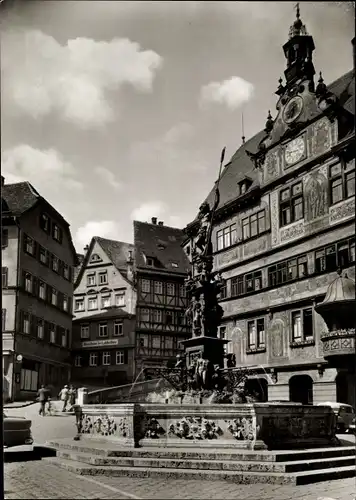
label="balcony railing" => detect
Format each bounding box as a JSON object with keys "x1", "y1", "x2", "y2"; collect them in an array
[{"x1": 321, "y1": 328, "x2": 355, "y2": 358}]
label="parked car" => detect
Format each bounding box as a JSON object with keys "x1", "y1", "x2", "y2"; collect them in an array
[
  {"x1": 3, "y1": 413, "x2": 34, "y2": 448},
  {"x1": 317, "y1": 402, "x2": 355, "y2": 433}
]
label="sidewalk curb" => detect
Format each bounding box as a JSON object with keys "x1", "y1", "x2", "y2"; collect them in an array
[{"x1": 4, "y1": 401, "x2": 37, "y2": 409}]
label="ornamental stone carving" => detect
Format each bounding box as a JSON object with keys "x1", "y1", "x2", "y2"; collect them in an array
[
  {"x1": 226, "y1": 417, "x2": 255, "y2": 441},
  {"x1": 330, "y1": 198, "x2": 355, "y2": 223},
  {"x1": 270, "y1": 191, "x2": 279, "y2": 246},
  {"x1": 81, "y1": 414, "x2": 117, "y2": 436},
  {"x1": 269, "y1": 319, "x2": 285, "y2": 358},
  {"x1": 216, "y1": 247, "x2": 240, "y2": 268},
  {"x1": 280, "y1": 221, "x2": 305, "y2": 242},
  {"x1": 312, "y1": 118, "x2": 331, "y2": 157},
  {"x1": 264, "y1": 151, "x2": 279, "y2": 182},
  {"x1": 305, "y1": 173, "x2": 328, "y2": 221},
  {"x1": 168, "y1": 416, "x2": 222, "y2": 440},
  {"x1": 117, "y1": 417, "x2": 129, "y2": 437},
  {"x1": 243, "y1": 235, "x2": 268, "y2": 258},
  {"x1": 144, "y1": 417, "x2": 165, "y2": 438}
]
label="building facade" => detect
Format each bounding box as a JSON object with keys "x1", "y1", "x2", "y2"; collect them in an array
[
  {"x1": 134, "y1": 218, "x2": 191, "y2": 374},
  {"x1": 2, "y1": 178, "x2": 77, "y2": 401},
  {"x1": 71, "y1": 308, "x2": 136, "y2": 388},
  {"x1": 185, "y1": 11, "x2": 355, "y2": 406},
  {"x1": 73, "y1": 237, "x2": 136, "y2": 319}
]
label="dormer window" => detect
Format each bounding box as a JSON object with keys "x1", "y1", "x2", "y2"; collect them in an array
[
  {"x1": 171, "y1": 262, "x2": 179, "y2": 268},
  {"x1": 146, "y1": 257, "x2": 154, "y2": 267},
  {"x1": 90, "y1": 253, "x2": 102, "y2": 262},
  {"x1": 238, "y1": 178, "x2": 253, "y2": 196}
]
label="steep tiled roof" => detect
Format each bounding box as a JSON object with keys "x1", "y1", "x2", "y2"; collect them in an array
[
  {"x1": 134, "y1": 221, "x2": 190, "y2": 275},
  {"x1": 1, "y1": 181, "x2": 78, "y2": 263},
  {"x1": 73, "y1": 307, "x2": 133, "y2": 322},
  {"x1": 1, "y1": 181, "x2": 40, "y2": 215},
  {"x1": 195, "y1": 70, "x2": 355, "y2": 220},
  {"x1": 96, "y1": 237, "x2": 134, "y2": 280}
]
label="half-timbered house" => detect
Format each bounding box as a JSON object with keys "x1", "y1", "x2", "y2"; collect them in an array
[{"x1": 134, "y1": 218, "x2": 190, "y2": 373}]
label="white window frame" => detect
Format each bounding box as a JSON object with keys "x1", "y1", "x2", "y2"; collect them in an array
[
  {"x1": 25, "y1": 273, "x2": 32, "y2": 293},
  {"x1": 39, "y1": 281, "x2": 46, "y2": 300},
  {"x1": 50, "y1": 326, "x2": 56, "y2": 344},
  {"x1": 166, "y1": 283, "x2": 175, "y2": 296},
  {"x1": 88, "y1": 296, "x2": 98, "y2": 310},
  {"x1": 99, "y1": 322, "x2": 108, "y2": 337},
  {"x1": 25, "y1": 235, "x2": 34, "y2": 255},
  {"x1": 154, "y1": 281, "x2": 163, "y2": 294},
  {"x1": 116, "y1": 351, "x2": 124, "y2": 365},
  {"x1": 51, "y1": 288, "x2": 58, "y2": 306},
  {"x1": 89, "y1": 352, "x2": 98, "y2": 366},
  {"x1": 114, "y1": 321, "x2": 123, "y2": 336},
  {"x1": 75, "y1": 356, "x2": 82, "y2": 367},
  {"x1": 52, "y1": 255, "x2": 59, "y2": 272},
  {"x1": 101, "y1": 294, "x2": 111, "y2": 309},
  {"x1": 39, "y1": 246, "x2": 47, "y2": 264},
  {"x1": 53, "y1": 224, "x2": 60, "y2": 241},
  {"x1": 141, "y1": 279, "x2": 150, "y2": 293},
  {"x1": 102, "y1": 351, "x2": 111, "y2": 366},
  {"x1": 75, "y1": 297, "x2": 85, "y2": 311},
  {"x1": 61, "y1": 330, "x2": 67, "y2": 348},
  {"x1": 63, "y1": 263, "x2": 70, "y2": 280},
  {"x1": 87, "y1": 274, "x2": 96, "y2": 286},
  {"x1": 37, "y1": 319, "x2": 44, "y2": 339},
  {"x1": 99, "y1": 272, "x2": 108, "y2": 285},
  {"x1": 141, "y1": 308, "x2": 150, "y2": 322},
  {"x1": 80, "y1": 324, "x2": 89, "y2": 339},
  {"x1": 115, "y1": 292, "x2": 125, "y2": 307},
  {"x1": 23, "y1": 313, "x2": 30, "y2": 334},
  {"x1": 153, "y1": 310, "x2": 162, "y2": 324}
]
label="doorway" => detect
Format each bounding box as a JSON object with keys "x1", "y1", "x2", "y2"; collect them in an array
[{"x1": 289, "y1": 374, "x2": 313, "y2": 404}]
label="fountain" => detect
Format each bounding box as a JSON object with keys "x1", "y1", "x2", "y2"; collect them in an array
[{"x1": 70, "y1": 149, "x2": 338, "y2": 452}]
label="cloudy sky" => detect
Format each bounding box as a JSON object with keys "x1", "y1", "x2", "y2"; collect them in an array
[{"x1": 1, "y1": 1, "x2": 354, "y2": 252}]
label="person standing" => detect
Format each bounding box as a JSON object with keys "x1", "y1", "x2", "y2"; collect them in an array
[
  {"x1": 37, "y1": 385, "x2": 49, "y2": 416},
  {"x1": 58, "y1": 384, "x2": 69, "y2": 412},
  {"x1": 68, "y1": 385, "x2": 76, "y2": 407}
]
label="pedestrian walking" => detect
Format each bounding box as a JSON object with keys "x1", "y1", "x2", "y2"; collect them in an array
[
  {"x1": 68, "y1": 385, "x2": 76, "y2": 407},
  {"x1": 46, "y1": 397, "x2": 54, "y2": 415},
  {"x1": 58, "y1": 384, "x2": 69, "y2": 412},
  {"x1": 37, "y1": 384, "x2": 50, "y2": 416}
]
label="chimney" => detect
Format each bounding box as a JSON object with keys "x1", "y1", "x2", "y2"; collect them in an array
[
  {"x1": 1, "y1": 176, "x2": 4, "y2": 187},
  {"x1": 158, "y1": 221, "x2": 164, "y2": 226},
  {"x1": 84, "y1": 245, "x2": 89, "y2": 255},
  {"x1": 151, "y1": 217, "x2": 157, "y2": 225}
]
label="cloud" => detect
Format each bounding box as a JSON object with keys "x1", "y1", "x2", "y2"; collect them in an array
[
  {"x1": 1, "y1": 145, "x2": 83, "y2": 192},
  {"x1": 199, "y1": 76, "x2": 254, "y2": 110},
  {"x1": 1, "y1": 29, "x2": 163, "y2": 128},
  {"x1": 75, "y1": 220, "x2": 121, "y2": 249},
  {"x1": 131, "y1": 201, "x2": 183, "y2": 227},
  {"x1": 94, "y1": 166, "x2": 121, "y2": 190}
]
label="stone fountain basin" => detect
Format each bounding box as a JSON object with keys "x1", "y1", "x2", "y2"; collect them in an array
[{"x1": 79, "y1": 403, "x2": 337, "y2": 450}]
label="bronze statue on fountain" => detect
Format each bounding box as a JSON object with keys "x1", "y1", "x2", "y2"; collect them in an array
[{"x1": 144, "y1": 148, "x2": 258, "y2": 402}]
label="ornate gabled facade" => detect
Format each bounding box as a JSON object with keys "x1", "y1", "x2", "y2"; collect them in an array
[
  {"x1": 73, "y1": 237, "x2": 136, "y2": 319},
  {"x1": 2, "y1": 177, "x2": 78, "y2": 401},
  {"x1": 134, "y1": 218, "x2": 190, "y2": 374},
  {"x1": 184, "y1": 9, "x2": 355, "y2": 407}
]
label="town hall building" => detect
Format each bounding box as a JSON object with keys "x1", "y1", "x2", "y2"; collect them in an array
[{"x1": 184, "y1": 9, "x2": 355, "y2": 407}]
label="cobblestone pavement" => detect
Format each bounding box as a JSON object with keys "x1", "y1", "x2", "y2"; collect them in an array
[{"x1": 4, "y1": 459, "x2": 356, "y2": 500}]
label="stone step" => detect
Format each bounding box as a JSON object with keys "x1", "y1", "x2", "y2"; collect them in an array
[
  {"x1": 43, "y1": 456, "x2": 356, "y2": 485},
  {"x1": 46, "y1": 439, "x2": 356, "y2": 462},
  {"x1": 54, "y1": 449, "x2": 356, "y2": 474}
]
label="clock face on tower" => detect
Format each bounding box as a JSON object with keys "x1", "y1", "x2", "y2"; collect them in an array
[
  {"x1": 283, "y1": 96, "x2": 303, "y2": 124},
  {"x1": 284, "y1": 136, "x2": 306, "y2": 166}
]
